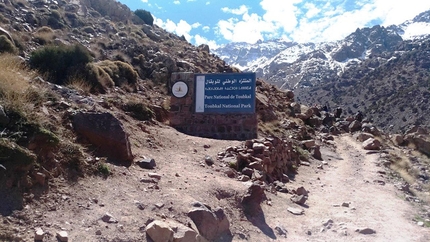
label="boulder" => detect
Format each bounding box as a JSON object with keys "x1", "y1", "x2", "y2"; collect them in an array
[
  {"x1": 145, "y1": 220, "x2": 174, "y2": 242},
  {"x1": 362, "y1": 138, "x2": 381, "y2": 150},
  {"x1": 72, "y1": 112, "x2": 133, "y2": 165},
  {"x1": 188, "y1": 203, "x2": 230, "y2": 242},
  {"x1": 405, "y1": 134, "x2": 430, "y2": 156},
  {"x1": 241, "y1": 182, "x2": 266, "y2": 216}
]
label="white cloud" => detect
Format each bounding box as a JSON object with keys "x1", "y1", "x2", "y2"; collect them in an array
[
  {"x1": 202, "y1": 26, "x2": 210, "y2": 32},
  {"x1": 141, "y1": 0, "x2": 148, "y2": 2},
  {"x1": 173, "y1": 0, "x2": 180, "y2": 4},
  {"x1": 221, "y1": 5, "x2": 249, "y2": 15},
  {"x1": 154, "y1": 18, "x2": 201, "y2": 42},
  {"x1": 194, "y1": 34, "x2": 219, "y2": 50},
  {"x1": 206, "y1": 1, "x2": 210, "y2": 5}
]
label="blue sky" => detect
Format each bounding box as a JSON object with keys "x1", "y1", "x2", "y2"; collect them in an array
[{"x1": 118, "y1": 0, "x2": 430, "y2": 49}]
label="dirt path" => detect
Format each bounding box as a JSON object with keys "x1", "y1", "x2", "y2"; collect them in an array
[
  {"x1": 261, "y1": 134, "x2": 430, "y2": 241},
  {"x1": 5, "y1": 126, "x2": 430, "y2": 242}
]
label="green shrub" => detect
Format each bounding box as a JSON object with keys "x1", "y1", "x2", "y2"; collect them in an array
[
  {"x1": 97, "y1": 162, "x2": 110, "y2": 177},
  {"x1": 29, "y1": 44, "x2": 92, "y2": 84},
  {"x1": 123, "y1": 101, "x2": 154, "y2": 121},
  {"x1": 134, "y1": 9, "x2": 154, "y2": 26},
  {"x1": 0, "y1": 35, "x2": 17, "y2": 54}
]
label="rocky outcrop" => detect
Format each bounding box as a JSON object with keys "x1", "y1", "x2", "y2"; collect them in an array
[
  {"x1": 72, "y1": 112, "x2": 133, "y2": 165},
  {"x1": 188, "y1": 202, "x2": 231, "y2": 242},
  {"x1": 219, "y1": 136, "x2": 300, "y2": 183}
]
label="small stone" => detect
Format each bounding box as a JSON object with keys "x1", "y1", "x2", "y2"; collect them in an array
[
  {"x1": 56, "y1": 231, "x2": 68, "y2": 242},
  {"x1": 287, "y1": 207, "x2": 304, "y2": 215},
  {"x1": 155, "y1": 203, "x2": 164, "y2": 209},
  {"x1": 34, "y1": 228, "x2": 44, "y2": 241},
  {"x1": 205, "y1": 155, "x2": 214, "y2": 166},
  {"x1": 238, "y1": 175, "x2": 250, "y2": 182},
  {"x1": 341, "y1": 202, "x2": 349, "y2": 207},
  {"x1": 137, "y1": 158, "x2": 156, "y2": 169},
  {"x1": 203, "y1": 144, "x2": 211, "y2": 149},
  {"x1": 148, "y1": 173, "x2": 161, "y2": 179},
  {"x1": 101, "y1": 213, "x2": 118, "y2": 223},
  {"x1": 322, "y1": 219, "x2": 333, "y2": 227},
  {"x1": 274, "y1": 226, "x2": 288, "y2": 237},
  {"x1": 291, "y1": 194, "x2": 307, "y2": 205},
  {"x1": 356, "y1": 228, "x2": 376, "y2": 234},
  {"x1": 417, "y1": 221, "x2": 424, "y2": 227},
  {"x1": 95, "y1": 230, "x2": 102, "y2": 235}
]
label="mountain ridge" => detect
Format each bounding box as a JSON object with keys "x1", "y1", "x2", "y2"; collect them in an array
[{"x1": 213, "y1": 9, "x2": 430, "y2": 132}]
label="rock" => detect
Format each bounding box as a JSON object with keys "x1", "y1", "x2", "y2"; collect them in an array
[
  {"x1": 356, "y1": 228, "x2": 376, "y2": 234},
  {"x1": 349, "y1": 120, "x2": 362, "y2": 132},
  {"x1": 72, "y1": 112, "x2": 133, "y2": 165},
  {"x1": 275, "y1": 225, "x2": 288, "y2": 237},
  {"x1": 204, "y1": 155, "x2": 214, "y2": 166},
  {"x1": 0, "y1": 105, "x2": 9, "y2": 126},
  {"x1": 241, "y1": 183, "x2": 266, "y2": 215},
  {"x1": 404, "y1": 134, "x2": 430, "y2": 156},
  {"x1": 290, "y1": 194, "x2": 307, "y2": 205},
  {"x1": 101, "y1": 212, "x2": 118, "y2": 223},
  {"x1": 252, "y1": 143, "x2": 265, "y2": 153},
  {"x1": 362, "y1": 138, "x2": 381, "y2": 150},
  {"x1": 34, "y1": 228, "x2": 44, "y2": 241},
  {"x1": 145, "y1": 220, "x2": 174, "y2": 242},
  {"x1": 155, "y1": 203, "x2": 164, "y2": 209},
  {"x1": 287, "y1": 207, "x2": 304, "y2": 215},
  {"x1": 56, "y1": 231, "x2": 68, "y2": 242},
  {"x1": 355, "y1": 132, "x2": 374, "y2": 142},
  {"x1": 238, "y1": 175, "x2": 250, "y2": 182},
  {"x1": 301, "y1": 140, "x2": 315, "y2": 149},
  {"x1": 290, "y1": 102, "x2": 301, "y2": 113},
  {"x1": 392, "y1": 134, "x2": 404, "y2": 146},
  {"x1": 295, "y1": 186, "x2": 308, "y2": 196},
  {"x1": 310, "y1": 145, "x2": 322, "y2": 160},
  {"x1": 417, "y1": 221, "x2": 424, "y2": 227},
  {"x1": 137, "y1": 158, "x2": 156, "y2": 169},
  {"x1": 248, "y1": 161, "x2": 263, "y2": 171},
  {"x1": 95, "y1": 230, "x2": 102, "y2": 235},
  {"x1": 148, "y1": 172, "x2": 161, "y2": 179},
  {"x1": 35, "y1": 172, "x2": 46, "y2": 185},
  {"x1": 188, "y1": 203, "x2": 231, "y2": 241},
  {"x1": 241, "y1": 167, "x2": 253, "y2": 177},
  {"x1": 172, "y1": 222, "x2": 202, "y2": 242},
  {"x1": 341, "y1": 202, "x2": 350, "y2": 207}
]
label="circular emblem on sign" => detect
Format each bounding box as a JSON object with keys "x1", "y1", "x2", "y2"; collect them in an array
[{"x1": 172, "y1": 81, "x2": 188, "y2": 98}]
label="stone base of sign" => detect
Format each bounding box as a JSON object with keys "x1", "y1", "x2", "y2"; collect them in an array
[{"x1": 169, "y1": 72, "x2": 258, "y2": 140}]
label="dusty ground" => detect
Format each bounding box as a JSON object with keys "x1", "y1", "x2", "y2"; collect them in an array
[{"x1": 2, "y1": 124, "x2": 430, "y2": 241}]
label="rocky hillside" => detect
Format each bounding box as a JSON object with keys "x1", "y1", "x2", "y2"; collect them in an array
[{"x1": 214, "y1": 10, "x2": 430, "y2": 133}]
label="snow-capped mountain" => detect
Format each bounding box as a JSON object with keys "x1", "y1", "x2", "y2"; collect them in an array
[
  {"x1": 213, "y1": 9, "x2": 430, "y2": 90},
  {"x1": 213, "y1": 10, "x2": 430, "y2": 132}
]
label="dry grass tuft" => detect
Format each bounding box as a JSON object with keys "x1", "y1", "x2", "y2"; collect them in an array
[
  {"x1": 0, "y1": 54, "x2": 33, "y2": 108},
  {"x1": 66, "y1": 77, "x2": 92, "y2": 95}
]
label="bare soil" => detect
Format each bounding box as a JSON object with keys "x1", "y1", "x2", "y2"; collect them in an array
[{"x1": 2, "y1": 125, "x2": 430, "y2": 242}]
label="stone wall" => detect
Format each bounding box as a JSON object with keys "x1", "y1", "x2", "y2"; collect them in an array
[{"x1": 169, "y1": 72, "x2": 257, "y2": 140}]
